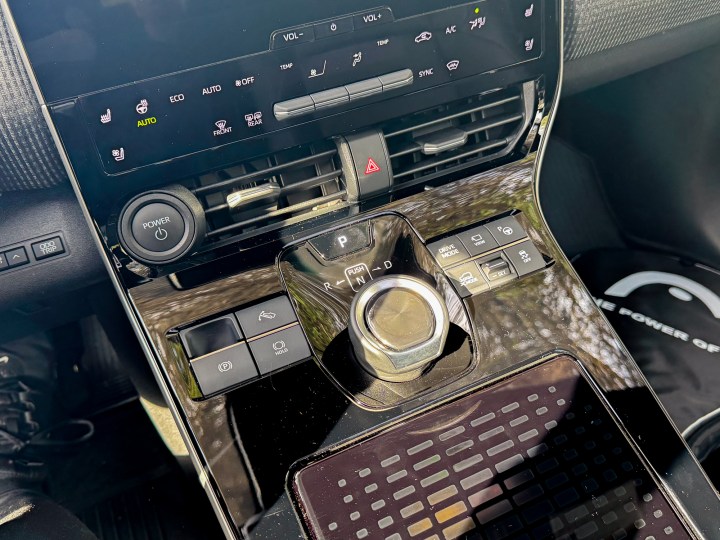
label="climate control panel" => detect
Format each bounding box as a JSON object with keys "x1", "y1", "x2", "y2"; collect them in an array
[{"x1": 74, "y1": 0, "x2": 542, "y2": 174}]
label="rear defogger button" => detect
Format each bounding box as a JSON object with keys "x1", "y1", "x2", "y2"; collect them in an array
[{"x1": 130, "y1": 202, "x2": 186, "y2": 252}]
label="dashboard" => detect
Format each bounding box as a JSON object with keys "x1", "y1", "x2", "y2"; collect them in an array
[{"x1": 2, "y1": 0, "x2": 720, "y2": 539}]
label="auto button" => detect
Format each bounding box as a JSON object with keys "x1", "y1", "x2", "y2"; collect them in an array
[{"x1": 130, "y1": 202, "x2": 186, "y2": 253}]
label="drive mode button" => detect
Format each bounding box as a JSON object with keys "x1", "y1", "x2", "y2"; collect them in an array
[{"x1": 130, "y1": 202, "x2": 186, "y2": 252}]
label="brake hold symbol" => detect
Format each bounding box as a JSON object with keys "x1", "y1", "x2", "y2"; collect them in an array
[{"x1": 365, "y1": 157, "x2": 381, "y2": 175}]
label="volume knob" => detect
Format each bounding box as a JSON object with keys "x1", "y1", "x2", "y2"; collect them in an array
[{"x1": 349, "y1": 275, "x2": 449, "y2": 382}]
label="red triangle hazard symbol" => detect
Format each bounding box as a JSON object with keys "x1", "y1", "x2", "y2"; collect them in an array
[{"x1": 365, "y1": 157, "x2": 381, "y2": 175}]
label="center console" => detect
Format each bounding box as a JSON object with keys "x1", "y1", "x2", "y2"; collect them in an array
[{"x1": 3, "y1": 0, "x2": 719, "y2": 537}]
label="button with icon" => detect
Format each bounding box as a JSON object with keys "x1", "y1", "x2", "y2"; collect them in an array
[
  {"x1": 100, "y1": 109, "x2": 112, "y2": 124},
  {"x1": 190, "y1": 343, "x2": 258, "y2": 396},
  {"x1": 457, "y1": 226, "x2": 500, "y2": 256},
  {"x1": 135, "y1": 99, "x2": 149, "y2": 115},
  {"x1": 487, "y1": 216, "x2": 528, "y2": 246},
  {"x1": 314, "y1": 16, "x2": 353, "y2": 39},
  {"x1": 235, "y1": 296, "x2": 299, "y2": 338},
  {"x1": 248, "y1": 325, "x2": 311, "y2": 375}
]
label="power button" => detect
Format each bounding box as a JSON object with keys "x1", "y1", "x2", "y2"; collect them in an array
[
  {"x1": 118, "y1": 186, "x2": 206, "y2": 265},
  {"x1": 130, "y1": 202, "x2": 186, "y2": 253}
]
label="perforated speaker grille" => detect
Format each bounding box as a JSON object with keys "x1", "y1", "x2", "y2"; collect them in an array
[{"x1": 292, "y1": 357, "x2": 688, "y2": 540}]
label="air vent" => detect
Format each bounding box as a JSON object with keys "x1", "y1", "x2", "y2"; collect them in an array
[
  {"x1": 384, "y1": 82, "x2": 533, "y2": 186},
  {"x1": 185, "y1": 141, "x2": 346, "y2": 246}
]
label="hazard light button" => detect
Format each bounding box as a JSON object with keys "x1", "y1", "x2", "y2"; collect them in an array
[{"x1": 343, "y1": 130, "x2": 392, "y2": 198}]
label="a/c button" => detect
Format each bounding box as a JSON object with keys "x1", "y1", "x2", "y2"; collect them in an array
[{"x1": 130, "y1": 202, "x2": 186, "y2": 253}]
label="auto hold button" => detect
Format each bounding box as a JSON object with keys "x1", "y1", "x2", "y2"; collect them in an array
[
  {"x1": 248, "y1": 325, "x2": 311, "y2": 375},
  {"x1": 130, "y1": 202, "x2": 186, "y2": 253}
]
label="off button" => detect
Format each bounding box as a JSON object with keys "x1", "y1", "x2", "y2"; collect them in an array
[{"x1": 130, "y1": 202, "x2": 186, "y2": 252}]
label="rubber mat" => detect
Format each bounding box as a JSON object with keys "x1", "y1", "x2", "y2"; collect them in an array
[
  {"x1": 293, "y1": 357, "x2": 687, "y2": 540},
  {"x1": 573, "y1": 249, "x2": 720, "y2": 431},
  {"x1": 45, "y1": 400, "x2": 223, "y2": 540}
]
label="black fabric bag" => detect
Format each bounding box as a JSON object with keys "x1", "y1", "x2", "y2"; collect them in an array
[{"x1": 573, "y1": 249, "x2": 720, "y2": 432}]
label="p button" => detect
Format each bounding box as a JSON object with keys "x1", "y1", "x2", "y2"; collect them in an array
[{"x1": 309, "y1": 222, "x2": 372, "y2": 260}]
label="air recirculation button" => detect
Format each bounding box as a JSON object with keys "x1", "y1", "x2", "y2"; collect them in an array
[
  {"x1": 118, "y1": 185, "x2": 206, "y2": 265},
  {"x1": 349, "y1": 275, "x2": 449, "y2": 382}
]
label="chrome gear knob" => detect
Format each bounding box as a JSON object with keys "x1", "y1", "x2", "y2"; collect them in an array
[{"x1": 348, "y1": 275, "x2": 449, "y2": 382}]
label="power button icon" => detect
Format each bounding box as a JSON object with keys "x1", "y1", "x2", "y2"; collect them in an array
[{"x1": 155, "y1": 228, "x2": 169, "y2": 241}]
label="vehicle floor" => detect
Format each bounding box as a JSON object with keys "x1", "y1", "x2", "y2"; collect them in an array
[
  {"x1": 540, "y1": 136, "x2": 720, "y2": 486},
  {"x1": 42, "y1": 318, "x2": 224, "y2": 540}
]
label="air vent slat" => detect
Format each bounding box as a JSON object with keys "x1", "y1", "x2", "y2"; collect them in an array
[
  {"x1": 383, "y1": 95, "x2": 521, "y2": 139},
  {"x1": 172, "y1": 142, "x2": 345, "y2": 248},
  {"x1": 191, "y1": 148, "x2": 338, "y2": 197},
  {"x1": 393, "y1": 139, "x2": 510, "y2": 180},
  {"x1": 385, "y1": 83, "x2": 533, "y2": 186},
  {"x1": 280, "y1": 169, "x2": 344, "y2": 195},
  {"x1": 206, "y1": 191, "x2": 346, "y2": 239}
]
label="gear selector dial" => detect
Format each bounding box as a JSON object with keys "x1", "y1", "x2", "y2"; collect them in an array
[{"x1": 349, "y1": 275, "x2": 449, "y2": 382}]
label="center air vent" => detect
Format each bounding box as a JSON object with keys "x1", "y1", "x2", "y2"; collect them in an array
[
  {"x1": 184, "y1": 142, "x2": 347, "y2": 247},
  {"x1": 384, "y1": 81, "x2": 534, "y2": 186}
]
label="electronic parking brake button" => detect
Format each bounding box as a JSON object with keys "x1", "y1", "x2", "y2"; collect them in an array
[
  {"x1": 130, "y1": 202, "x2": 186, "y2": 253},
  {"x1": 190, "y1": 343, "x2": 258, "y2": 396},
  {"x1": 309, "y1": 222, "x2": 372, "y2": 260},
  {"x1": 235, "y1": 296, "x2": 298, "y2": 339},
  {"x1": 427, "y1": 236, "x2": 470, "y2": 268}
]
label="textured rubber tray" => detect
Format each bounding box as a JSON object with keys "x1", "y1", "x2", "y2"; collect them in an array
[{"x1": 293, "y1": 357, "x2": 688, "y2": 540}]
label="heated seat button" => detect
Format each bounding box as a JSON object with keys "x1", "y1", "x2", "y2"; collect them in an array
[
  {"x1": 6, "y1": 247, "x2": 29, "y2": 268},
  {"x1": 427, "y1": 237, "x2": 470, "y2": 268},
  {"x1": 248, "y1": 325, "x2": 311, "y2": 375},
  {"x1": 235, "y1": 296, "x2": 298, "y2": 338},
  {"x1": 487, "y1": 216, "x2": 528, "y2": 246},
  {"x1": 309, "y1": 222, "x2": 371, "y2": 260},
  {"x1": 190, "y1": 343, "x2": 258, "y2": 396},
  {"x1": 504, "y1": 240, "x2": 546, "y2": 277},
  {"x1": 130, "y1": 202, "x2": 186, "y2": 253}
]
